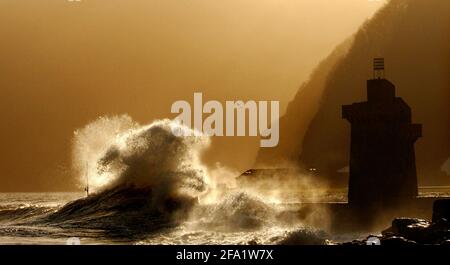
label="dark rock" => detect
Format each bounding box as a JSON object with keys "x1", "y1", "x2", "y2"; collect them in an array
[
  {"x1": 383, "y1": 218, "x2": 429, "y2": 236},
  {"x1": 440, "y1": 240, "x2": 450, "y2": 246},
  {"x1": 382, "y1": 218, "x2": 431, "y2": 244},
  {"x1": 381, "y1": 236, "x2": 417, "y2": 246},
  {"x1": 381, "y1": 217, "x2": 450, "y2": 244},
  {"x1": 390, "y1": 217, "x2": 430, "y2": 231},
  {"x1": 342, "y1": 240, "x2": 364, "y2": 246},
  {"x1": 346, "y1": 200, "x2": 450, "y2": 245},
  {"x1": 277, "y1": 229, "x2": 328, "y2": 245},
  {"x1": 432, "y1": 199, "x2": 450, "y2": 223}
]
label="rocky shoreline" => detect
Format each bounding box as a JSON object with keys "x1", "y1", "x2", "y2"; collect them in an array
[{"x1": 344, "y1": 199, "x2": 450, "y2": 245}]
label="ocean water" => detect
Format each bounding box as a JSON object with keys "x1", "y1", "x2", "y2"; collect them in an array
[
  {"x1": 0, "y1": 187, "x2": 448, "y2": 245},
  {"x1": 2, "y1": 118, "x2": 446, "y2": 245},
  {"x1": 0, "y1": 190, "x2": 330, "y2": 245}
]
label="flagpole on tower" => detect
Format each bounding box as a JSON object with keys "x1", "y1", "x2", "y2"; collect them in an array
[{"x1": 373, "y1": 58, "x2": 385, "y2": 79}]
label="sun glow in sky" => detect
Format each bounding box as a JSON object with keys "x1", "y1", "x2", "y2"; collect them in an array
[{"x1": 0, "y1": 0, "x2": 385, "y2": 191}]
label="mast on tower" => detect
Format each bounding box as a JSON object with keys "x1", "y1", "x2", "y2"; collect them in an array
[{"x1": 373, "y1": 57, "x2": 385, "y2": 79}]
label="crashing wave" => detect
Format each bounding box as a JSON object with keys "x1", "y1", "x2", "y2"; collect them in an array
[
  {"x1": 0, "y1": 115, "x2": 330, "y2": 243},
  {"x1": 41, "y1": 117, "x2": 210, "y2": 238},
  {"x1": 189, "y1": 192, "x2": 273, "y2": 231}
]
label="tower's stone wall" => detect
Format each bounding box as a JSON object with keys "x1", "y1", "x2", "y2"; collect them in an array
[{"x1": 343, "y1": 78, "x2": 421, "y2": 208}]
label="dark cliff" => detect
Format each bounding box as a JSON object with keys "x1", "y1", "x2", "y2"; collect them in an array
[{"x1": 257, "y1": 0, "x2": 450, "y2": 186}]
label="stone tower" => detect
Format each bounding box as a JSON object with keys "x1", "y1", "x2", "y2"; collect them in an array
[{"x1": 342, "y1": 59, "x2": 421, "y2": 208}]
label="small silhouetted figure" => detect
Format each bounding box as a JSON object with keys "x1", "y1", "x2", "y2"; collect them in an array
[
  {"x1": 84, "y1": 162, "x2": 89, "y2": 197},
  {"x1": 342, "y1": 58, "x2": 421, "y2": 208}
]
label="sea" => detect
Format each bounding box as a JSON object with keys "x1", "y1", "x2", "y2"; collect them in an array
[{"x1": 0, "y1": 186, "x2": 449, "y2": 245}]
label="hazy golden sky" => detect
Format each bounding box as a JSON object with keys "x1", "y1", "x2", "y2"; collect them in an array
[{"x1": 0, "y1": 0, "x2": 384, "y2": 191}]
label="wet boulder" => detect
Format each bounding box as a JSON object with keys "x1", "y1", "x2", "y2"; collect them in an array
[
  {"x1": 382, "y1": 217, "x2": 449, "y2": 244},
  {"x1": 432, "y1": 199, "x2": 450, "y2": 223},
  {"x1": 382, "y1": 218, "x2": 432, "y2": 244},
  {"x1": 277, "y1": 228, "x2": 328, "y2": 245},
  {"x1": 380, "y1": 236, "x2": 417, "y2": 246}
]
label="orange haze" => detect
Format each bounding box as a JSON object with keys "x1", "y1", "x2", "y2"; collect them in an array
[{"x1": 0, "y1": 0, "x2": 383, "y2": 191}]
